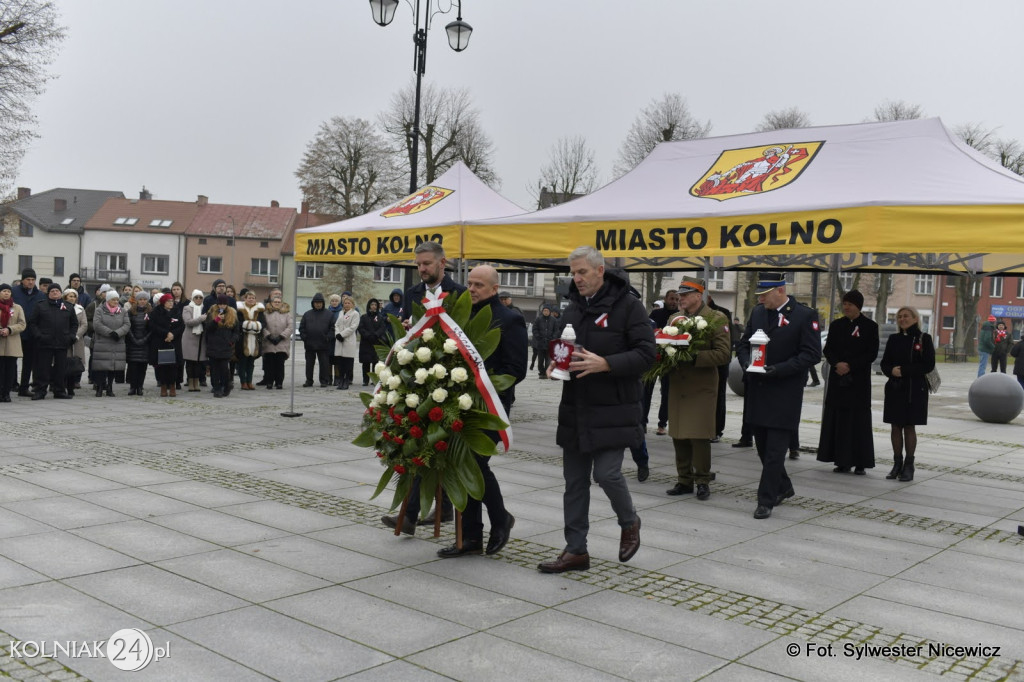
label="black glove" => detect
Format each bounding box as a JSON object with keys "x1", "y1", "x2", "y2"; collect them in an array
[
  {"x1": 110, "y1": 332, "x2": 119, "y2": 340},
  {"x1": 764, "y1": 365, "x2": 777, "y2": 376},
  {"x1": 335, "y1": 334, "x2": 344, "y2": 342}
]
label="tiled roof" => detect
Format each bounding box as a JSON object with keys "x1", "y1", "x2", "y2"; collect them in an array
[
  {"x1": 280, "y1": 208, "x2": 342, "y2": 255},
  {"x1": 188, "y1": 204, "x2": 297, "y2": 240},
  {"x1": 85, "y1": 198, "x2": 199, "y2": 233},
  {"x1": 8, "y1": 188, "x2": 125, "y2": 234}
]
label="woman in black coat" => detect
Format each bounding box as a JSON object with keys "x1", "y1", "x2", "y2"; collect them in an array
[
  {"x1": 148, "y1": 293, "x2": 185, "y2": 397},
  {"x1": 879, "y1": 306, "x2": 935, "y2": 482},
  {"x1": 357, "y1": 298, "x2": 388, "y2": 386},
  {"x1": 125, "y1": 291, "x2": 153, "y2": 395},
  {"x1": 203, "y1": 295, "x2": 240, "y2": 398}
]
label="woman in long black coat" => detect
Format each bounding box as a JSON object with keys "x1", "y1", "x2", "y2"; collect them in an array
[
  {"x1": 357, "y1": 298, "x2": 388, "y2": 386},
  {"x1": 148, "y1": 293, "x2": 185, "y2": 397},
  {"x1": 879, "y1": 306, "x2": 935, "y2": 482},
  {"x1": 816, "y1": 290, "x2": 879, "y2": 474}
]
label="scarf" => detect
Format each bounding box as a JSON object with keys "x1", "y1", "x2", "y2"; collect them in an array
[
  {"x1": 188, "y1": 300, "x2": 204, "y2": 335},
  {"x1": 0, "y1": 297, "x2": 12, "y2": 328},
  {"x1": 106, "y1": 301, "x2": 122, "y2": 314},
  {"x1": 240, "y1": 303, "x2": 264, "y2": 357}
]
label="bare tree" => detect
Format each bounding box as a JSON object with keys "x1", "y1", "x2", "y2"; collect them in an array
[
  {"x1": 872, "y1": 100, "x2": 925, "y2": 123},
  {"x1": 754, "y1": 107, "x2": 811, "y2": 132},
  {"x1": 613, "y1": 93, "x2": 711, "y2": 176},
  {"x1": 993, "y1": 138, "x2": 1024, "y2": 175},
  {"x1": 954, "y1": 122, "x2": 999, "y2": 158},
  {"x1": 0, "y1": 1, "x2": 66, "y2": 197},
  {"x1": 533, "y1": 135, "x2": 598, "y2": 208},
  {"x1": 379, "y1": 81, "x2": 498, "y2": 188},
  {"x1": 295, "y1": 116, "x2": 399, "y2": 219}
]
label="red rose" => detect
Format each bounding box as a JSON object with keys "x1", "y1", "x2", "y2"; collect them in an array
[
  {"x1": 393, "y1": 465, "x2": 406, "y2": 474},
  {"x1": 376, "y1": 451, "x2": 384, "y2": 458},
  {"x1": 412, "y1": 457, "x2": 425, "y2": 466},
  {"x1": 393, "y1": 436, "x2": 404, "y2": 445},
  {"x1": 429, "y1": 407, "x2": 444, "y2": 422},
  {"x1": 381, "y1": 432, "x2": 390, "y2": 442},
  {"x1": 451, "y1": 420, "x2": 464, "y2": 432},
  {"x1": 393, "y1": 414, "x2": 403, "y2": 425},
  {"x1": 435, "y1": 440, "x2": 448, "y2": 452},
  {"x1": 407, "y1": 411, "x2": 420, "y2": 423},
  {"x1": 409, "y1": 426, "x2": 424, "y2": 439}
]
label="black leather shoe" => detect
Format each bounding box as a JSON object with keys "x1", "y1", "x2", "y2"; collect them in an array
[
  {"x1": 53, "y1": 393, "x2": 72, "y2": 399},
  {"x1": 789, "y1": 449, "x2": 800, "y2": 459},
  {"x1": 486, "y1": 514, "x2": 515, "y2": 555},
  {"x1": 619, "y1": 516, "x2": 641, "y2": 562},
  {"x1": 732, "y1": 440, "x2": 752, "y2": 448},
  {"x1": 538, "y1": 551, "x2": 590, "y2": 573},
  {"x1": 775, "y1": 487, "x2": 795, "y2": 506},
  {"x1": 381, "y1": 514, "x2": 415, "y2": 535},
  {"x1": 31, "y1": 393, "x2": 46, "y2": 400},
  {"x1": 710, "y1": 436, "x2": 721, "y2": 443},
  {"x1": 833, "y1": 466, "x2": 851, "y2": 473},
  {"x1": 417, "y1": 508, "x2": 454, "y2": 526},
  {"x1": 666, "y1": 483, "x2": 693, "y2": 496},
  {"x1": 696, "y1": 483, "x2": 710, "y2": 501},
  {"x1": 437, "y1": 539, "x2": 483, "y2": 558},
  {"x1": 637, "y1": 466, "x2": 649, "y2": 482},
  {"x1": 302, "y1": 381, "x2": 313, "y2": 387},
  {"x1": 753, "y1": 505, "x2": 773, "y2": 519},
  {"x1": 854, "y1": 467, "x2": 866, "y2": 475}
]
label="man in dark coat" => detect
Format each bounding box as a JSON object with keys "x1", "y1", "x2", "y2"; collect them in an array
[
  {"x1": 538, "y1": 246, "x2": 655, "y2": 573},
  {"x1": 400, "y1": 241, "x2": 465, "y2": 321},
  {"x1": 12, "y1": 268, "x2": 46, "y2": 396},
  {"x1": 647, "y1": 289, "x2": 678, "y2": 435},
  {"x1": 531, "y1": 305, "x2": 559, "y2": 378},
  {"x1": 202, "y1": 279, "x2": 236, "y2": 313},
  {"x1": 437, "y1": 265, "x2": 528, "y2": 558},
  {"x1": 68, "y1": 273, "x2": 92, "y2": 308},
  {"x1": 381, "y1": 288, "x2": 404, "y2": 328},
  {"x1": 816, "y1": 290, "x2": 879, "y2": 474},
  {"x1": 27, "y1": 283, "x2": 78, "y2": 399},
  {"x1": 707, "y1": 294, "x2": 735, "y2": 441},
  {"x1": 298, "y1": 293, "x2": 334, "y2": 387},
  {"x1": 737, "y1": 272, "x2": 821, "y2": 519}
]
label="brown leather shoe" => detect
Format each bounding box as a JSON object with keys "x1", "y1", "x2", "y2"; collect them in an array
[
  {"x1": 618, "y1": 516, "x2": 641, "y2": 562},
  {"x1": 538, "y1": 551, "x2": 590, "y2": 573},
  {"x1": 160, "y1": 385, "x2": 168, "y2": 397},
  {"x1": 169, "y1": 386, "x2": 176, "y2": 397}
]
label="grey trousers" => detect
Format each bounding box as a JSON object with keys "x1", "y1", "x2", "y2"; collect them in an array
[{"x1": 562, "y1": 444, "x2": 637, "y2": 555}]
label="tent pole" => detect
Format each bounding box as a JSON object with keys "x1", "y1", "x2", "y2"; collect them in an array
[{"x1": 281, "y1": 259, "x2": 302, "y2": 418}]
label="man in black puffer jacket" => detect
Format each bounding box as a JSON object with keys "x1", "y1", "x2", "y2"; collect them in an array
[
  {"x1": 28, "y1": 283, "x2": 79, "y2": 399},
  {"x1": 299, "y1": 293, "x2": 334, "y2": 387},
  {"x1": 538, "y1": 246, "x2": 655, "y2": 574}
]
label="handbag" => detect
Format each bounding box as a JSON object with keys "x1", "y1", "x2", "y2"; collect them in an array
[
  {"x1": 925, "y1": 366, "x2": 941, "y2": 394},
  {"x1": 157, "y1": 348, "x2": 177, "y2": 365},
  {"x1": 66, "y1": 355, "x2": 85, "y2": 374}
]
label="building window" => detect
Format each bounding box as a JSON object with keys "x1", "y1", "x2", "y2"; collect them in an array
[
  {"x1": 784, "y1": 271, "x2": 797, "y2": 285},
  {"x1": 708, "y1": 271, "x2": 726, "y2": 290},
  {"x1": 18, "y1": 255, "x2": 32, "y2": 272},
  {"x1": 972, "y1": 279, "x2": 981, "y2": 297},
  {"x1": 226, "y1": 238, "x2": 234, "y2": 246},
  {"x1": 1018, "y1": 278, "x2": 1024, "y2": 299},
  {"x1": 373, "y1": 266, "x2": 403, "y2": 283},
  {"x1": 944, "y1": 276, "x2": 956, "y2": 288},
  {"x1": 250, "y1": 258, "x2": 279, "y2": 276},
  {"x1": 198, "y1": 238, "x2": 207, "y2": 245},
  {"x1": 141, "y1": 254, "x2": 169, "y2": 275},
  {"x1": 837, "y1": 272, "x2": 854, "y2": 291},
  {"x1": 919, "y1": 313, "x2": 932, "y2": 334},
  {"x1": 991, "y1": 278, "x2": 1003, "y2": 298},
  {"x1": 113, "y1": 217, "x2": 139, "y2": 226},
  {"x1": 147, "y1": 219, "x2": 173, "y2": 227},
  {"x1": 260, "y1": 241, "x2": 269, "y2": 248},
  {"x1": 96, "y1": 253, "x2": 128, "y2": 272},
  {"x1": 942, "y1": 316, "x2": 955, "y2": 329},
  {"x1": 913, "y1": 274, "x2": 934, "y2": 295},
  {"x1": 19, "y1": 220, "x2": 33, "y2": 237},
  {"x1": 53, "y1": 257, "x2": 64, "y2": 277},
  {"x1": 499, "y1": 271, "x2": 535, "y2": 288},
  {"x1": 297, "y1": 263, "x2": 324, "y2": 279},
  {"x1": 198, "y1": 256, "x2": 223, "y2": 274}
]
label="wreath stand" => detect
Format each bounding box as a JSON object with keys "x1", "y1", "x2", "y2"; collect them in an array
[{"x1": 394, "y1": 482, "x2": 463, "y2": 548}]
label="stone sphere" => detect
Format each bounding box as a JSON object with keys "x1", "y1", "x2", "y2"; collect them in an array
[
  {"x1": 967, "y1": 373, "x2": 1024, "y2": 423},
  {"x1": 728, "y1": 357, "x2": 745, "y2": 396}
]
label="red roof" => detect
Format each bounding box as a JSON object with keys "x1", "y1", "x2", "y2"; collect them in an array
[
  {"x1": 188, "y1": 203, "x2": 297, "y2": 240},
  {"x1": 85, "y1": 198, "x2": 198, "y2": 233}
]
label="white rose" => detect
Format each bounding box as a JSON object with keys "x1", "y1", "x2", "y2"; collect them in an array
[
  {"x1": 450, "y1": 367, "x2": 469, "y2": 383},
  {"x1": 663, "y1": 326, "x2": 679, "y2": 336},
  {"x1": 374, "y1": 362, "x2": 386, "y2": 375},
  {"x1": 415, "y1": 347, "x2": 432, "y2": 363},
  {"x1": 443, "y1": 338, "x2": 459, "y2": 354},
  {"x1": 665, "y1": 346, "x2": 677, "y2": 357},
  {"x1": 370, "y1": 393, "x2": 383, "y2": 407},
  {"x1": 695, "y1": 317, "x2": 708, "y2": 330},
  {"x1": 393, "y1": 340, "x2": 406, "y2": 351},
  {"x1": 405, "y1": 393, "x2": 420, "y2": 408},
  {"x1": 386, "y1": 390, "x2": 399, "y2": 406},
  {"x1": 377, "y1": 368, "x2": 392, "y2": 383},
  {"x1": 432, "y1": 363, "x2": 447, "y2": 379},
  {"x1": 458, "y1": 393, "x2": 473, "y2": 410},
  {"x1": 397, "y1": 349, "x2": 414, "y2": 365},
  {"x1": 387, "y1": 375, "x2": 403, "y2": 390},
  {"x1": 420, "y1": 327, "x2": 435, "y2": 342},
  {"x1": 414, "y1": 368, "x2": 429, "y2": 384},
  {"x1": 431, "y1": 387, "x2": 448, "y2": 403}
]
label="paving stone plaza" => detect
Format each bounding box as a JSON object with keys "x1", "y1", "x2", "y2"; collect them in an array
[{"x1": 1, "y1": 360, "x2": 1022, "y2": 681}]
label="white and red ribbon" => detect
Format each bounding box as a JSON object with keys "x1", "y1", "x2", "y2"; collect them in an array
[
  {"x1": 381, "y1": 290, "x2": 512, "y2": 452},
  {"x1": 653, "y1": 329, "x2": 691, "y2": 346}
]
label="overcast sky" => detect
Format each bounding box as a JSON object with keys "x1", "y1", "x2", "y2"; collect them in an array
[{"x1": 17, "y1": 0, "x2": 1024, "y2": 213}]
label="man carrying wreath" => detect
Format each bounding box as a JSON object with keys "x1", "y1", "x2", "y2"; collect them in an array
[{"x1": 664, "y1": 277, "x2": 732, "y2": 501}]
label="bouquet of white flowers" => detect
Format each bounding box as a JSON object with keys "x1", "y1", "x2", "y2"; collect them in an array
[{"x1": 643, "y1": 313, "x2": 726, "y2": 383}]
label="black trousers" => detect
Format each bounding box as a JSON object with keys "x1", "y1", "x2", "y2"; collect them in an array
[
  {"x1": 264, "y1": 352, "x2": 287, "y2": 387},
  {"x1": 462, "y1": 453, "x2": 508, "y2": 541},
  {"x1": 0, "y1": 356, "x2": 17, "y2": 396},
  {"x1": 127, "y1": 361, "x2": 148, "y2": 389},
  {"x1": 753, "y1": 426, "x2": 794, "y2": 508},
  {"x1": 715, "y1": 364, "x2": 729, "y2": 436},
  {"x1": 209, "y1": 358, "x2": 231, "y2": 393},
  {"x1": 642, "y1": 375, "x2": 670, "y2": 428},
  {"x1": 335, "y1": 356, "x2": 354, "y2": 382},
  {"x1": 404, "y1": 476, "x2": 453, "y2": 520},
  {"x1": 304, "y1": 348, "x2": 330, "y2": 385},
  {"x1": 33, "y1": 347, "x2": 68, "y2": 396},
  {"x1": 20, "y1": 342, "x2": 37, "y2": 391}
]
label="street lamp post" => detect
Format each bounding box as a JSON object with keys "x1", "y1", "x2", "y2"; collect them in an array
[{"x1": 369, "y1": 0, "x2": 472, "y2": 193}]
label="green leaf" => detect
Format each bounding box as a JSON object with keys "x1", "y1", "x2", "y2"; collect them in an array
[
  {"x1": 460, "y1": 429, "x2": 498, "y2": 456},
  {"x1": 474, "y1": 328, "x2": 501, "y2": 361},
  {"x1": 352, "y1": 426, "x2": 379, "y2": 448},
  {"x1": 369, "y1": 466, "x2": 394, "y2": 500},
  {"x1": 418, "y1": 469, "x2": 441, "y2": 519},
  {"x1": 452, "y1": 444, "x2": 485, "y2": 499},
  {"x1": 449, "y1": 290, "x2": 472, "y2": 328},
  {"x1": 359, "y1": 392, "x2": 374, "y2": 408},
  {"x1": 391, "y1": 471, "x2": 414, "y2": 511},
  {"x1": 464, "y1": 301, "x2": 493, "y2": 341},
  {"x1": 442, "y1": 467, "x2": 468, "y2": 511},
  {"x1": 387, "y1": 314, "x2": 405, "y2": 347},
  {"x1": 462, "y1": 410, "x2": 509, "y2": 432},
  {"x1": 488, "y1": 373, "x2": 516, "y2": 393}
]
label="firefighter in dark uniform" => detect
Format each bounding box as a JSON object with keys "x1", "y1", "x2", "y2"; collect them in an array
[{"x1": 736, "y1": 272, "x2": 821, "y2": 519}]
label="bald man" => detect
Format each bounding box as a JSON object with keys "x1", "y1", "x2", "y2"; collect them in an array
[{"x1": 437, "y1": 265, "x2": 528, "y2": 558}]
